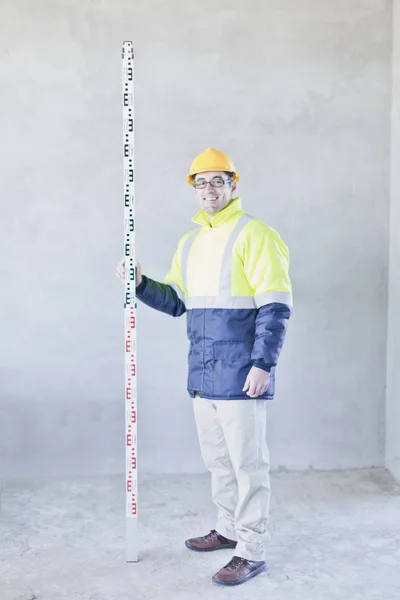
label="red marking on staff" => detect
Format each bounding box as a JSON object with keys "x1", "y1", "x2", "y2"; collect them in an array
[
  {"x1": 126, "y1": 388, "x2": 131, "y2": 400},
  {"x1": 126, "y1": 340, "x2": 131, "y2": 353},
  {"x1": 127, "y1": 434, "x2": 132, "y2": 446}
]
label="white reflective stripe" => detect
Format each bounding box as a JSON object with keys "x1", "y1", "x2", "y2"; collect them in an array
[
  {"x1": 181, "y1": 229, "x2": 201, "y2": 293},
  {"x1": 186, "y1": 296, "x2": 256, "y2": 309},
  {"x1": 169, "y1": 282, "x2": 186, "y2": 303},
  {"x1": 219, "y1": 214, "x2": 253, "y2": 295},
  {"x1": 254, "y1": 291, "x2": 293, "y2": 308}
]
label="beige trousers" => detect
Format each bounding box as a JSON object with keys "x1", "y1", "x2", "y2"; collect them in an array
[{"x1": 193, "y1": 394, "x2": 270, "y2": 562}]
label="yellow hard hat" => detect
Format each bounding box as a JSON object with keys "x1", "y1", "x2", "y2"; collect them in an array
[{"x1": 187, "y1": 148, "x2": 240, "y2": 185}]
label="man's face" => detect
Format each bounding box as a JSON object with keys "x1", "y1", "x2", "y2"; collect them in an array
[{"x1": 193, "y1": 171, "x2": 236, "y2": 214}]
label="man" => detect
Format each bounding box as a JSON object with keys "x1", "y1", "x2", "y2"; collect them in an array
[{"x1": 116, "y1": 148, "x2": 292, "y2": 586}]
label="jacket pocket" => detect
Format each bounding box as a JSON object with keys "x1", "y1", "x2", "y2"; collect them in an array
[{"x1": 212, "y1": 341, "x2": 253, "y2": 397}]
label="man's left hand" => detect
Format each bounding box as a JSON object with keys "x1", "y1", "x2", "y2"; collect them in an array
[{"x1": 243, "y1": 366, "x2": 270, "y2": 398}]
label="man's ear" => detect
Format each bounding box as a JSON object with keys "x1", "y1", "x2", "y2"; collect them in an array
[{"x1": 232, "y1": 181, "x2": 237, "y2": 194}]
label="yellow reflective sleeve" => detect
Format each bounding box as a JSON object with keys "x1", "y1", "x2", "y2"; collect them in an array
[
  {"x1": 241, "y1": 220, "x2": 293, "y2": 308},
  {"x1": 163, "y1": 231, "x2": 194, "y2": 301}
]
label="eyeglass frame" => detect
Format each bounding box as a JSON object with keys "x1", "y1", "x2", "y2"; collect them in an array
[{"x1": 192, "y1": 174, "x2": 234, "y2": 189}]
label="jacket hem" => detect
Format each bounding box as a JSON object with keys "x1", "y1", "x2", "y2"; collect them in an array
[{"x1": 188, "y1": 390, "x2": 274, "y2": 401}]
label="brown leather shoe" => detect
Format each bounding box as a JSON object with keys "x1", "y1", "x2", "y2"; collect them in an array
[
  {"x1": 185, "y1": 529, "x2": 237, "y2": 552},
  {"x1": 212, "y1": 555, "x2": 266, "y2": 586}
]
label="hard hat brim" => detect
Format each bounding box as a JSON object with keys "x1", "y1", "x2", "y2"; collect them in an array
[{"x1": 187, "y1": 170, "x2": 240, "y2": 185}]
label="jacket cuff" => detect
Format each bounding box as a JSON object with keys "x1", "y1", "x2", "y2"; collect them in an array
[
  {"x1": 135, "y1": 275, "x2": 147, "y2": 296},
  {"x1": 252, "y1": 360, "x2": 271, "y2": 373}
]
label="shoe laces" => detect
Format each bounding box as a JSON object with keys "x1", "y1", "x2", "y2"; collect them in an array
[
  {"x1": 204, "y1": 529, "x2": 219, "y2": 542},
  {"x1": 226, "y1": 556, "x2": 245, "y2": 571}
]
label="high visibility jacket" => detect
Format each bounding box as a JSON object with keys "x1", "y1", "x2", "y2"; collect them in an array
[{"x1": 136, "y1": 197, "x2": 292, "y2": 400}]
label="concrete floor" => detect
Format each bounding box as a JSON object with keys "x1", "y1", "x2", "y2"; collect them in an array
[{"x1": 1, "y1": 469, "x2": 400, "y2": 600}]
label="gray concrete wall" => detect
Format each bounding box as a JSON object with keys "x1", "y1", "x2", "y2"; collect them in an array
[
  {"x1": 0, "y1": 0, "x2": 392, "y2": 477},
  {"x1": 386, "y1": 0, "x2": 400, "y2": 482}
]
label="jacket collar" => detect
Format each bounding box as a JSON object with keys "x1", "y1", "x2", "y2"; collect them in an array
[{"x1": 192, "y1": 197, "x2": 244, "y2": 228}]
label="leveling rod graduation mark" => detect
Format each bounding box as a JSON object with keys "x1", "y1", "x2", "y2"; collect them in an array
[{"x1": 122, "y1": 40, "x2": 138, "y2": 563}]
